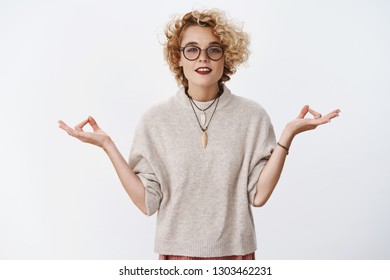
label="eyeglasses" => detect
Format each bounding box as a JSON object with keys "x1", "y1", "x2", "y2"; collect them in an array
[{"x1": 179, "y1": 46, "x2": 225, "y2": 61}]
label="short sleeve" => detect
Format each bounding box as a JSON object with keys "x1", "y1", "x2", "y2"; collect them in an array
[
  {"x1": 247, "y1": 111, "x2": 276, "y2": 206},
  {"x1": 128, "y1": 116, "x2": 162, "y2": 216}
]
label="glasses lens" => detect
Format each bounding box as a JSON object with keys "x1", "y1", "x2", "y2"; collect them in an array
[
  {"x1": 184, "y1": 47, "x2": 200, "y2": 60},
  {"x1": 207, "y1": 46, "x2": 224, "y2": 61}
]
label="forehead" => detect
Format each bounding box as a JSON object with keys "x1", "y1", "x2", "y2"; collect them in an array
[{"x1": 180, "y1": 25, "x2": 220, "y2": 45}]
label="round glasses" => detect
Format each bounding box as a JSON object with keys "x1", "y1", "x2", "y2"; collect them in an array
[{"x1": 179, "y1": 46, "x2": 225, "y2": 61}]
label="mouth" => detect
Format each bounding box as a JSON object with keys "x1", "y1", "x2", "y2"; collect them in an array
[{"x1": 195, "y1": 67, "x2": 212, "y2": 75}]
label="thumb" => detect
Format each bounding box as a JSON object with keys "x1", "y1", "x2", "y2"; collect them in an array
[
  {"x1": 297, "y1": 105, "x2": 309, "y2": 119},
  {"x1": 88, "y1": 116, "x2": 101, "y2": 131}
]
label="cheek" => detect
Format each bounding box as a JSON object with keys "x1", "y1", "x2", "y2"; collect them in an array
[
  {"x1": 179, "y1": 55, "x2": 188, "y2": 69},
  {"x1": 216, "y1": 62, "x2": 225, "y2": 77},
  {"x1": 180, "y1": 62, "x2": 195, "y2": 81}
]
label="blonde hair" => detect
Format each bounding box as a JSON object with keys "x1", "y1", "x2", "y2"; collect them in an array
[{"x1": 163, "y1": 9, "x2": 250, "y2": 87}]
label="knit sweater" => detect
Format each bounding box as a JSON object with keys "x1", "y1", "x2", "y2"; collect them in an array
[{"x1": 128, "y1": 84, "x2": 276, "y2": 257}]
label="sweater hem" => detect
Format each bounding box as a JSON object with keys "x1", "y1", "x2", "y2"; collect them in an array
[{"x1": 155, "y1": 239, "x2": 257, "y2": 258}]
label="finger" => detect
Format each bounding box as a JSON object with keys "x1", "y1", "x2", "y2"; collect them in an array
[
  {"x1": 58, "y1": 120, "x2": 72, "y2": 132},
  {"x1": 328, "y1": 108, "x2": 341, "y2": 115},
  {"x1": 58, "y1": 120, "x2": 66, "y2": 127},
  {"x1": 308, "y1": 108, "x2": 322, "y2": 119},
  {"x1": 322, "y1": 109, "x2": 341, "y2": 120},
  {"x1": 297, "y1": 105, "x2": 309, "y2": 119},
  {"x1": 311, "y1": 111, "x2": 340, "y2": 127},
  {"x1": 88, "y1": 116, "x2": 100, "y2": 132},
  {"x1": 58, "y1": 120, "x2": 78, "y2": 136},
  {"x1": 323, "y1": 111, "x2": 340, "y2": 121},
  {"x1": 74, "y1": 118, "x2": 90, "y2": 131}
]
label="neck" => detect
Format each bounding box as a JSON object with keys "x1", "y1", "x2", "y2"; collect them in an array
[{"x1": 187, "y1": 84, "x2": 220, "y2": 102}]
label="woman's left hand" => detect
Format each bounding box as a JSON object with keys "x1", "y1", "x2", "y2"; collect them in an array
[{"x1": 286, "y1": 105, "x2": 340, "y2": 137}]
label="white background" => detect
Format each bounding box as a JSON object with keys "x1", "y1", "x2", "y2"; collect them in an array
[{"x1": 0, "y1": 0, "x2": 389, "y2": 260}]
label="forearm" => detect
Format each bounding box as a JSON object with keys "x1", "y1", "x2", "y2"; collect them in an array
[
  {"x1": 253, "y1": 105, "x2": 340, "y2": 207},
  {"x1": 102, "y1": 138, "x2": 147, "y2": 214},
  {"x1": 253, "y1": 129, "x2": 294, "y2": 207}
]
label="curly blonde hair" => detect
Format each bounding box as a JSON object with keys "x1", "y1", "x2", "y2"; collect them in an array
[{"x1": 163, "y1": 9, "x2": 250, "y2": 88}]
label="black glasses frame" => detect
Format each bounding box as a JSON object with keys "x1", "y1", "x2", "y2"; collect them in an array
[{"x1": 179, "y1": 46, "x2": 225, "y2": 61}]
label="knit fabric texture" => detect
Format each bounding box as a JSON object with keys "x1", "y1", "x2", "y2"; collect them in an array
[{"x1": 128, "y1": 84, "x2": 276, "y2": 257}]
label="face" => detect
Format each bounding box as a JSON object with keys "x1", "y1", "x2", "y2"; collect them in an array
[{"x1": 179, "y1": 25, "x2": 225, "y2": 91}]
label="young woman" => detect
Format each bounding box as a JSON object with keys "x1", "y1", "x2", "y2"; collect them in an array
[{"x1": 58, "y1": 9, "x2": 340, "y2": 260}]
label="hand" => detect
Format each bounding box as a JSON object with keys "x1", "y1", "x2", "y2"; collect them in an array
[
  {"x1": 286, "y1": 105, "x2": 341, "y2": 137},
  {"x1": 58, "y1": 116, "x2": 112, "y2": 148}
]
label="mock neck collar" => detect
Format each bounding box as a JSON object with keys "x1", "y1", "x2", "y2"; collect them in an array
[{"x1": 175, "y1": 84, "x2": 232, "y2": 111}]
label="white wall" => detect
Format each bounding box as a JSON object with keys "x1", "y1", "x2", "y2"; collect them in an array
[{"x1": 0, "y1": 0, "x2": 389, "y2": 259}]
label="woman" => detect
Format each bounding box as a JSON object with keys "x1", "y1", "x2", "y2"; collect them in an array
[{"x1": 58, "y1": 9, "x2": 340, "y2": 260}]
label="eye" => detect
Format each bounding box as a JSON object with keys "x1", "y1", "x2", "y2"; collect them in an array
[
  {"x1": 186, "y1": 47, "x2": 199, "y2": 53},
  {"x1": 208, "y1": 47, "x2": 223, "y2": 53}
]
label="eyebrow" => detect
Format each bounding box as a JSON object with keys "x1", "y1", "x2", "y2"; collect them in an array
[{"x1": 184, "y1": 41, "x2": 222, "y2": 47}]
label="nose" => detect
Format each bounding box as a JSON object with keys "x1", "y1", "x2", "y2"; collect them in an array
[{"x1": 198, "y1": 49, "x2": 209, "y2": 61}]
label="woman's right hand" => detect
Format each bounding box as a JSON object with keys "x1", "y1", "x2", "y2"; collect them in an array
[{"x1": 58, "y1": 116, "x2": 111, "y2": 148}]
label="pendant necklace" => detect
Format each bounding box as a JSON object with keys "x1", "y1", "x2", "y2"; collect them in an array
[
  {"x1": 191, "y1": 95, "x2": 218, "y2": 126},
  {"x1": 185, "y1": 87, "x2": 222, "y2": 148}
]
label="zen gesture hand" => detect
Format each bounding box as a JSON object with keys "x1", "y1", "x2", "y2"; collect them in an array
[
  {"x1": 58, "y1": 116, "x2": 111, "y2": 148},
  {"x1": 286, "y1": 105, "x2": 340, "y2": 137}
]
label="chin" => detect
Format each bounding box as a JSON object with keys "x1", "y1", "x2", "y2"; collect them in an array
[{"x1": 188, "y1": 77, "x2": 221, "y2": 88}]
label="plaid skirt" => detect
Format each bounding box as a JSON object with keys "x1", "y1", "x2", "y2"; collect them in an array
[{"x1": 159, "y1": 252, "x2": 255, "y2": 260}]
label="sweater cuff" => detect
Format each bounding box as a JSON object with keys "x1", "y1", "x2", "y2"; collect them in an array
[
  {"x1": 137, "y1": 174, "x2": 161, "y2": 216},
  {"x1": 248, "y1": 160, "x2": 267, "y2": 206}
]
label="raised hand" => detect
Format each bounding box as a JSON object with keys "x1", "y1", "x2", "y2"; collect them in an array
[
  {"x1": 254, "y1": 105, "x2": 341, "y2": 206},
  {"x1": 286, "y1": 105, "x2": 340, "y2": 137},
  {"x1": 58, "y1": 116, "x2": 147, "y2": 213},
  {"x1": 58, "y1": 116, "x2": 111, "y2": 148}
]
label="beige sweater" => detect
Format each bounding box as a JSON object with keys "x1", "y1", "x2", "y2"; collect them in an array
[{"x1": 128, "y1": 84, "x2": 276, "y2": 257}]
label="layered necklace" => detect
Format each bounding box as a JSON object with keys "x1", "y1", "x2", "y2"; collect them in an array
[{"x1": 185, "y1": 86, "x2": 223, "y2": 148}]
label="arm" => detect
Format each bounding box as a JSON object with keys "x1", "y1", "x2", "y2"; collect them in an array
[
  {"x1": 102, "y1": 139, "x2": 147, "y2": 214},
  {"x1": 253, "y1": 105, "x2": 340, "y2": 207},
  {"x1": 58, "y1": 116, "x2": 147, "y2": 214}
]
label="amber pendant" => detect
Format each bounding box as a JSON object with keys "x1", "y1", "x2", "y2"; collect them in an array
[{"x1": 202, "y1": 130, "x2": 208, "y2": 148}]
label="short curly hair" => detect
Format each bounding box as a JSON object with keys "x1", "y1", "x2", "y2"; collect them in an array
[{"x1": 163, "y1": 9, "x2": 250, "y2": 88}]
